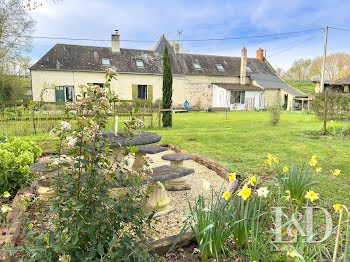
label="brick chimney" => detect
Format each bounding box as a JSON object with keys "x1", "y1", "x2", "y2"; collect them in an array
[
  {"x1": 256, "y1": 48, "x2": 264, "y2": 61},
  {"x1": 111, "y1": 30, "x2": 120, "y2": 53},
  {"x1": 240, "y1": 46, "x2": 247, "y2": 85}
]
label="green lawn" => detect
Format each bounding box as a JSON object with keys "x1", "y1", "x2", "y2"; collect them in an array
[
  {"x1": 288, "y1": 81, "x2": 316, "y2": 94},
  {"x1": 27, "y1": 111, "x2": 350, "y2": 206},
  {"x1": 148, "y1": 111, "x2": 350, "y2": 207}
]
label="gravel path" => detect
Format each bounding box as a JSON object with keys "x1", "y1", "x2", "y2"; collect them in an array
[
  {"x1": 132, "y1": 149, "x2": 228, "y2": 240},
  {"x1": 38, "y1": 150, "x2": 229, "y2": 240}
]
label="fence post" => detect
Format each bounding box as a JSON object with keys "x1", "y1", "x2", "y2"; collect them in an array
[
  {"x1": 150, "y1": 101, "x2": 153, "y2": 128},
  {"x1": 158, "y1": 106, "x2": 161, "y2": 128}
]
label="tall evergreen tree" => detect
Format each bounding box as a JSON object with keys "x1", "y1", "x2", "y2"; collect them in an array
[{"x1": 162, "y1": 45, "x2": 173, "y2": 127}]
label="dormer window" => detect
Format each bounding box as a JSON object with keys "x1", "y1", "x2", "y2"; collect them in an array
[
  {"x1": 246, "y1": 66, "x2": 253, "y2": 72},
  {"x1": 136, "y1": 60, "x2": 144, "y2": 68},
  {"x1": 193, "y1": 63, "x2": 201, "y2": 69},
  {"x1": 216, "y1": 64, "x2": 224, "y2": 71},
  {"x1": 102, "y1": 58, "x2": 110, "y2": 65}
]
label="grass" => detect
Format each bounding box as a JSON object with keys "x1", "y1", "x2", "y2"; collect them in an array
[
  {"x1": 21, "y1": 111, "x2": 350, "y2": 207},
  {"x1": 288, "y1": 81, "x2": 316, "y2": 94}
]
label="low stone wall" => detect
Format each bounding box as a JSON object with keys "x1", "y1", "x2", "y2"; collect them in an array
[{"x1": 0, "y1": 186, "x2": 36, "y2": 260}]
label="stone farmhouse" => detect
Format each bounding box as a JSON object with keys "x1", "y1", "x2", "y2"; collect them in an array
[{"x1": 30, "y1": 31, "x2": 306, "y2": 110}]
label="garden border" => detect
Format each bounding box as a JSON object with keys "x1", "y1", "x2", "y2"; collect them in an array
[
  {"x1": 0, "y1": 185, "x2": 36, "y2": 260},
  {"x1": 0, "y1": 145, "x2": 240, "y2": 258},
  {"x1": 150, "y1": 143, "x2": 240, "y2": 255}
]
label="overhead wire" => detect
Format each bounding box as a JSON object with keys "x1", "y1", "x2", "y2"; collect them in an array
[
  {"x1": 267, "y1": 30, "x2": 324, "y2": 58},
  {"x1": 1, "y1": 28, "x2": 324, "y2": 43}
]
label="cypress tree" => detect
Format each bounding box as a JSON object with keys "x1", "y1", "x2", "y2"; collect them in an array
[{"x1": 162, "y1": 44, "x2": 173, "y2": 127}]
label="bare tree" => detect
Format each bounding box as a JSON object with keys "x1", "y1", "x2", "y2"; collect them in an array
[
  {"x1": 286, "y1": 52, "x2": 350, "y2": 82},
  {"x1": 0, "y1": 0, "x2": 35, "y2": 64}
]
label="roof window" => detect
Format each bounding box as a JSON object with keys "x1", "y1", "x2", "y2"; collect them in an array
[
  {"x1": 246, "y1": 66, "x2": 253, "y2": 72},
  {"x1": 101, "y1": 58, "x2": 110, "y2": 65},
  {"x1": 136, "y1": 60, "x2": 144, "y2": 68},
  {"x1": 193, "y1": 63, "x2": 201, "y2": 69},
  {"x1": 216, "y1": 64, "x2": 224, "y2": 71}
]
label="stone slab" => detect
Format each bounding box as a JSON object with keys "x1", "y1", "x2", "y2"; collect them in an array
[
  {"x1": 30, "y1": 162, "x2": 57, "y2": 173},
  {"x1": 147, "y1": 165, "x2": 195, "y2": 183},
  {"x1": 161, "y1": 153, "x2": 192, "y2": 161},
  {"x1": 102, "y1": 131, "x2": 161, "y2": 147},
  {"x1": 137, "y1": 145, "x2": 168, "y2": 154}
]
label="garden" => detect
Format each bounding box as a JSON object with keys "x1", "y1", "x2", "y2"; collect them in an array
[{"x1": 1, "y1": 72, "x2": 350, "y2": 261}]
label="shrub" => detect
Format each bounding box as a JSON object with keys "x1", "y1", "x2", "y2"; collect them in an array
[
  {"x1": 269, "y1": 100, "x2": 281, "y2": 126},
  {"x1": 21, "y1": 70, "x2": 155, "y2": 261},
  {"x1": 312, "y1": 92, "x2": 350, "y2": 121},
  {"x1": 0, "y1": 137, "x2": 41, "y2": 195}
]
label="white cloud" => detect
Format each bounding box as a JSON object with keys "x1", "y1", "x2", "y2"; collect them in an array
[{"x1": 27, "y1": 0, "x2": 350, "y2": 70}]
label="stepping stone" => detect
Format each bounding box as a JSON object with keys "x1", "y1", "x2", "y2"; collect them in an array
[
  {"x1": 161, "y1": 153, "x2": 192, "y2": 166},
  {"x1": 160, "y1": 154, "x2": 193, "y2": 190}
]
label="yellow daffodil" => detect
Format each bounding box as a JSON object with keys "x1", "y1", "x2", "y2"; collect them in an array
[
  {"x1": 237, "y1": 184, "x2": 252, "y2": 200},
  {"x1": 333, "y1": 169, "x2": 341, "y2": 176},
  {"x1": 287, "y1": 249, "x2": 296, "y2": 257},
  {"x1": 222, "y1": 191, "x2": 231, "y2": 200},
  {"x1": 267, "y1": 153, "x2": 273, "y2": 159},
  {"x1": 283, "y1": 190, "x2": 291, "y2": 201},
  {"x1": 316, "y1": 167, "x2": 322, "y2": 173},
  {"x1": 311, "y1": 155, "x2": 317, "y2": 161},
  {"x1": 248, "y1": 175, "x2": 257, "y2": 186},
  {"x1": 309, "y1": 160, "x2": 317, "y2": 166},
  {"x1": 228, "y1": 173, "x2": 236, "y2": 181},
  {"x1": 283, "y1": 166, "x2": 288, "y2": 172},
  {"x1": 273, "y1": 157, "x2": 279, "y2": 163},
  {"x1": 305, "y1": 191, "x2": 319, "y2": 202},
  {"x1": 266, "y1": 159, "x2": 272, "y2": 166},
  {"x1": 333, "y1": 204, "x2": 342, "y2": 212}
]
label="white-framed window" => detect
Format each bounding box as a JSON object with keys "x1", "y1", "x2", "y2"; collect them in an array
[
  {"x1": 136, "y1": 60, "x2": 144, "y2": 68},
  {"x1": 193, "y1": 63, "x2": 201, "y2": 69},
  {"x1": 215, "y1": 64, "x2": 224, "y2": 71},
  {"x1": 102, "y1": 58, "x2": 110, "y2": 65},
  {"x1": 246, "y1": 66, "x2": 253, "y2": 72},
  {"x1": 230, "y1": 91, "x2": 245, "y2": 104}
]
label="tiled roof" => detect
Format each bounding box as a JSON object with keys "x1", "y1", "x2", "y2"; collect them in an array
[
  {"x1": 212, "y1": 83, "x2": 263, "y2": 91},
  {"x1": 332, "y1": 75, "x2": 350, "y2": 85},
  {"x1": 30, "y1": 36, "x2": 304, "y2": 97}
]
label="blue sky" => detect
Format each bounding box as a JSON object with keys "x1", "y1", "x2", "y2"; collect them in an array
[{"x1": 29, "y1": 0, "x2": 350, "y2": 70}]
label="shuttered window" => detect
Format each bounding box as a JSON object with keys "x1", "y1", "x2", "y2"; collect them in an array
[{"x1": 131, "y1": 85, "x2": 153, "y2": 100}]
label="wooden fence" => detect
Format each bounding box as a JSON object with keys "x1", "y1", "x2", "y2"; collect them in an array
[{"x1": 0, "y1": 100, "x2": 160, "y2": 137}]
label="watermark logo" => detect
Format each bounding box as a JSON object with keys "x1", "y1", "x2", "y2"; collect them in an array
[{"x1": 272, "y1": 206, "x2": 333, "y2": 243}]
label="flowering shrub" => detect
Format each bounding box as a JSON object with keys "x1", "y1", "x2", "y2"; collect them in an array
[
  {"x1": 0, "y1": 137, "x2": 41, "y2": 195},
  {"x1": 21, "y1": 69, "x2": 155, "y2": 261}
]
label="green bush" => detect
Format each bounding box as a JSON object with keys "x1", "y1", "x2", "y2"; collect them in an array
[
  {"x1": 0, "y1": 137, "x2": 41, "y2": 195},
  {"x1": 269, "y1": 100, "x2": 281, "y2": 126},
  {"x1": 312, "y1": 92, "x2": 350, "y2": 121}
]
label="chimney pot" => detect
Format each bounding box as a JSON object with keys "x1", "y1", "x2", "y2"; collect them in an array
[
  {"x1": 111, "y1": 31, "x2": 120, "y2": 53},
  {"x1": 256, "y1": 48, "x2": 264, "y2": 61}
]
